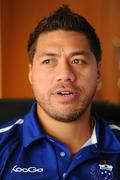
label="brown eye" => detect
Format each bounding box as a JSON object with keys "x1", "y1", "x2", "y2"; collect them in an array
[
  {"x1": 72, "y1": 59, "x2": 82, "y2": 64},
  {"x1": 42, "y1": 59, "x2": 52, "y2": 64},
  {"x1": 41, "y1": 58, "x2": 57, "y2": 67}
]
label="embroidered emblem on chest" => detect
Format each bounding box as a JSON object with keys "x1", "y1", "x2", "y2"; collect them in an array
[
  {"x1": 98, "y1": 164, "x2": 113, "y2": 179},
  {"x1": 90, "y1": 161, "x2": 114, "y2": 180}
]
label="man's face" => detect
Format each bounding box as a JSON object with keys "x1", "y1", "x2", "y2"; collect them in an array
[{"x1": 29, "y1": 30, "x2": 101, "y2": 122}]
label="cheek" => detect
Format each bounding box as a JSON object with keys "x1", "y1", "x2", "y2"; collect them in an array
[
  {"x1": 78, "y1": 69, "x2": 99, "y2": 89},
  {"x1": 80, "y1": 68, "x2": 98, "y2": 81},
  {"x1": 31, "y1": 70, "x2": 53, "y2": 92},
  {"x1": 88, "y1": 71, "x2": 99, "y2": 90}
]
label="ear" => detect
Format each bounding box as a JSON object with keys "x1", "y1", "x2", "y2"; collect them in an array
[
  {"x1": 96, "y1": 62, "x2": 102, "y2": 91},
  {"x1": 28, "y1": 64, "x2": 32, "y2": 85},
  {"x1": 97, "y1": 62, "x2": 101, "y2": 83}
]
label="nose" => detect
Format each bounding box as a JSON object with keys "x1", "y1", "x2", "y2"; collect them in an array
[{"x1": 55, "y1": 61, "x2": 76, "y2": 83}]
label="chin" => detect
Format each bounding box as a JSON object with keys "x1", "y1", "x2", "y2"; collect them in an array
[{"x1": 47, "y1": 108, "x2": 85, "y2": 122}]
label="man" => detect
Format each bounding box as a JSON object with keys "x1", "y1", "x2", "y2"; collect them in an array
[{"x1": 0, "y1": 5, "x2": 120, "y2": 180}]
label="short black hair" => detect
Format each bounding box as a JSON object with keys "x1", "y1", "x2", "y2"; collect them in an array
[{"x1": 27, "y1": 5, "x2": 102, "y2": 63}]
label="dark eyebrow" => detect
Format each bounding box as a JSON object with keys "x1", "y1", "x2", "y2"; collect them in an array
[
  {"x1": 69, "y1": 51, "x2": 88, "y2": 57},
  {"x1": 39, "y1": 53, "x2": 58, "y2": 57},
  {"x1": 38, "y1": 51, "x2": 88, "y2": 58}
]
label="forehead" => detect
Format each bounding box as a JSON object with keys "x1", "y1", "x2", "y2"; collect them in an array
[{"x1": 36, "y1": 30, "x2": 91, "y2": 52}]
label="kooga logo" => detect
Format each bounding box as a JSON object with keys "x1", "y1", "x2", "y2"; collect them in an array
[{"x1": 11, "y1": 165, "x2": 44, "y2": 173}]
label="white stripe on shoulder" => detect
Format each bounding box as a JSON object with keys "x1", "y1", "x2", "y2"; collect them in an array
[
  {"x1": 109, "y1": 124, "x2": 120, "y2": 131},
  {"x1": 0, "y1": 118, "x2": 24, "y2": 133}
]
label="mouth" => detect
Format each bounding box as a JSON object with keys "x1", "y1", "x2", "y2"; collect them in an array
[
  {"x1": 56, "y1": 90, "x2": 74, "y2": 96},
  {"x1": 52, "y1": 89, "x2": 77, "y2": 102}
]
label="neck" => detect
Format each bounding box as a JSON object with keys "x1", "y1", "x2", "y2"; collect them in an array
[{"x1": 37, "y1": 105, "x2": 93, "y2": 154}]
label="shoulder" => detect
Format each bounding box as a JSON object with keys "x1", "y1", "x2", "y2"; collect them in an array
[
  {"x1": 107, "y1": 122, "x2": 120, "y2": 140},
  {"x1": 94, "y1": 108, "x2": 120, "y2": 141},
  {"x1": 0, "y1": 118, "x2": 24, "y2": 175},
  {"x1": 0, "y1": 118, "x2": 24, "y2": 151},
  {"x1": 100, "y1": 117, "x2": 120, "y2": 142}
]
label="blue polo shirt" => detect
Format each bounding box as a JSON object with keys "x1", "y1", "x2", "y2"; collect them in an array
[{"x1": 0, "y1": 103, "x2": 120, "y2": 180}]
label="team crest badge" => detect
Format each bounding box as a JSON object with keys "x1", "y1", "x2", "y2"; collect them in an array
[
  {"x1": 99, "y1": 164, "x2": 113, "y2": 179},
  {"x1": 90, "y1": 161, "x2": 114, "y2": 180}
]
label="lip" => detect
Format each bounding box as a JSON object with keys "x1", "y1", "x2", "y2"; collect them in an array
[{"x1": 52, "y1": 88, "x2": 78, "y2": 102}]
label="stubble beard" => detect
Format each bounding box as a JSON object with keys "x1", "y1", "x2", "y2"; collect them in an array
[{"x1": 35, "y1": 86, "x2": 97, "y2": 123}]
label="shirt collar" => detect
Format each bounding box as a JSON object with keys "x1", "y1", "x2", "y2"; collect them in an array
[
  {"x1": 82, "y1": 120, "x2": 97, "y2": 149},
  {"x1": 22, "y1": 103, "x2": 46, "y2": 147},
  {"x1": 95, "y1": 114, "x2": 120, "y2": 153},
  {"x1": 22, "y1": 104, "x2": 120, "y2": 153}
]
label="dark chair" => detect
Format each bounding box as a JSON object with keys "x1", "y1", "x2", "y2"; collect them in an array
[
  {"x1": 0, "y1": 98, "x2": 34, "y2": 125},
  {"x1": 0, "y1": 98, "x2": 120, "y2": 126}
]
